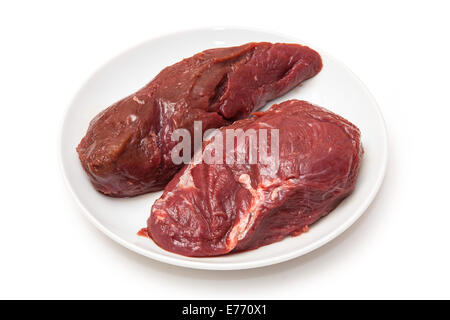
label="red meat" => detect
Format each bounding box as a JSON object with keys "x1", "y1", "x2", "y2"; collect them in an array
[
  {"x1": 148, "y1": 100, "x2": 363, "y2": 257},
  {"x1": 77, "y1": 43, "x2": 322, "y2": 197}
]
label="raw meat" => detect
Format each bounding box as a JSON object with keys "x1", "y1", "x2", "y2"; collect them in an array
[
  {"x1": 148, "y1": 100, "x2": 363, "y2": 257},
  {"x1": 77, "y1": 42, "x2": 322, "y2": 197}
]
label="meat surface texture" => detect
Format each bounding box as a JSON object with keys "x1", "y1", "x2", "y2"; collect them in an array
[
  {"x1": 77, "y1": 43, "x2": 322, "y2": 197},
  {"x1": 148, "y1": 100, "x2": 363, "y2": 257}
]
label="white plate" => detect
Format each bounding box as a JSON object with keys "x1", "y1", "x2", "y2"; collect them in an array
[{"x1": 60, "y1": 27, "x2": 387, "y2": 270}]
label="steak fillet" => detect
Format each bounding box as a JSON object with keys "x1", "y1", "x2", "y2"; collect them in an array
[
  {"x1": 77, "y1": 43, "x2": 322, "y2": 197},
  {"x1": 148, "y1": 100, "x2": 363, "y2": 257}
]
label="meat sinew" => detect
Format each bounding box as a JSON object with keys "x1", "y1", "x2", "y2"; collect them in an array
[
  {"x1": 77, "y1": 43, "x2": 322, "y2": 197},
  {"x1": 148, "y1": 100, "x2": 363, "y2": 257}
]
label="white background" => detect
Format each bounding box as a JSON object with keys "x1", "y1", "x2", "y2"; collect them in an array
[{"x1": 1, "y1": 0, "x2": 449, "y2": 299}]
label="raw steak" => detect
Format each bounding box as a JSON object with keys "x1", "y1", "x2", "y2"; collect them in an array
[
  {"x1": 77, "y1": 42, "x2": 322, "y2": 197},
  {"x1": 148, "y1": 100, "x2": 363, "y2": 257}
]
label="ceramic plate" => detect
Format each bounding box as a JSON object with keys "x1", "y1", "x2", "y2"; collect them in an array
[{"x1": 60, "y1": 27, "x2": 387, "y2": 270}]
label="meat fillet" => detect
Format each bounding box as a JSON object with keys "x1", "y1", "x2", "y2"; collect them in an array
[
  {"x1": 148, "y1": 100, "x2": 363, "y2": 257},
  {"x1": 77, "y1": 43, "x2": 322, "y2": 197}
]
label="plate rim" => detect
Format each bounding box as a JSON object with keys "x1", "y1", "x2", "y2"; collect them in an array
[{"x1": 59, "y1": 26, "x2": 388, "y2": 270}]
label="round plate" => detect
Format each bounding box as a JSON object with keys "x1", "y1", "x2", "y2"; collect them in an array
[{"x1": 60, "y1": 27, "x2": 387, "y2": 270}]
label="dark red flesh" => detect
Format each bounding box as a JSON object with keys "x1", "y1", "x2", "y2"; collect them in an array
[
  {"x1": 77, "y1": 43, "x2": 322, "y2": 197},
  {"x1": 148, "y1": 100, "x2": 363, "y2": 257}
]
